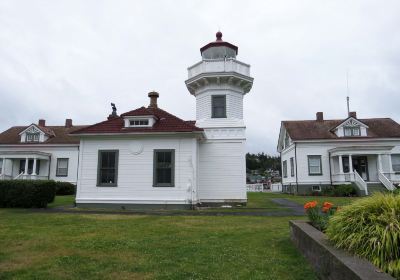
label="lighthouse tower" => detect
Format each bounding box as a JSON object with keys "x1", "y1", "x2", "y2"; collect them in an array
[{"x1": 185, "y1": 32, "x2": 254, "y2": 204}]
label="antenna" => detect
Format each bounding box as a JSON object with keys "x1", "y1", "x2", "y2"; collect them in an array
[{"x1": 346, "y1": 69, "x2": 350, "y2": 115}]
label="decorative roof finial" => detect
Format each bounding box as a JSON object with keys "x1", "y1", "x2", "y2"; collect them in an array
[{"x1": 216, "y1": 31, "x2": 222, "y2": 41}]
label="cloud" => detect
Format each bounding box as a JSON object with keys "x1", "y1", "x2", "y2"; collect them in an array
[{"x1": 0, "y1": 0, "x2": 399, "y2": 154}]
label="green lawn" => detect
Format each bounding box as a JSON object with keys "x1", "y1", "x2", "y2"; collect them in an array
[
  {"x1": 0, "y1": 192, "x2": 361, "y2": 279},
  {"x1": 0, "y1": 211, "x2": 317, "y2": 280}
]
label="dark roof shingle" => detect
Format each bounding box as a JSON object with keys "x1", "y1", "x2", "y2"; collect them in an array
[
  {"x1": 71, "y1": 107, "x2": 203, "y2": 135},
  {"x1": 283, "y1": 118, "x2": 400, "y2": 140},
  {"x1": 0, "y1": 125, "x2": 88, "y2": 145}
]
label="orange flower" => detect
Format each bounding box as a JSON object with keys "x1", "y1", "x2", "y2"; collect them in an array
[
  {"x1": 304, "y1": 201, "x2": 318, "y2": 210},
  {"x1": 323, "y1": 202, "x2": 334, "y2": 208}
]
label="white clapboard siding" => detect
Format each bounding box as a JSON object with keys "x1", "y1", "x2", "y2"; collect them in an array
[
  {"x1": 76, "y1": 137, "x2": 197, "y2": 204},
  {"x1": 0, "y1": 146, "x2": 79, "y2": 184},
  {"x1": 198, "y1": 141, "x2": 246, "y2": 202}
]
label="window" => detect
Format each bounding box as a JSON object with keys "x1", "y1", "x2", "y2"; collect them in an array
[
  {"x1": 282, "y1": 160, "x2": 287, "y2": 178},
  {"x1": 284, "y1": 133, "x2": 290, "y2": 148},
  {"x1": 344, "y1": 126, "x2": 360, "y2": 137},
  {"x1": 211, "y1": 95, "x2": 226, "y2": 118},
  {"x1": 342, "y1": 156, "x2": 350, "y2": 173},
  {"x1": 153, "y1": 150, "x2": 175, "y2": 187},
  {"x1": 129, "y1": 119, "x2": 149, "y2": 126},
  {"x1": 308, "y1": 155, "x2": 322, "y2": 175},
  {"x1": 290, "y1": 157, "x2": 294, "y2": 177},
  {"x1": 97, "y1": 150, "x2": 119, "y2": 186},
  {"x1": 0, "y1": 159, "x2": 3, "y2": 174},
  {"x1": 312, "y1": 185, "x2": 321, "y2": 192},
  {"x1": 19, "y1": 159, "x2": 40, "y2": 175},
  {"x1": 26, "y1": 132, "x2": 40, "y2": 142},
  {"x1": 56, "y1": 158, "x2": 69, "y2": 177},
  {"x1": 392, "y1": 154, "x2": 400, "y2": 172}
]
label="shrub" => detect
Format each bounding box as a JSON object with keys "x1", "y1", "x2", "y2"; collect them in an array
[
  {"x1": 326, "y1": 193, "x2": 400, "y2": 278},
  {"x1": 55, "y1": 182, "x2": 76, "y2": 195},
  {"x1": 304, "y1": 200, "x2": 336, "y2": 231},
  {"x1": 0, "y1": 180, "x2": 56, "y2": 208},
  {"x1": 321, "y1": 184, "x2": 357, "y2": 197}
]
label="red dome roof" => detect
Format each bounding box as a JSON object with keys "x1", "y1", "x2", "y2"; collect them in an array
[{"x1": 200, "y1": 31, "x2": 238, "y2": 55}]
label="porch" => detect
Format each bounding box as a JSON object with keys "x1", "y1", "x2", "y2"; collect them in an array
[
  {"x1": 329, "y1": 146, "x2": 396, "y2": 194},
  {"x1": 0, "y1": 151, "x2": 51, "y2": 180}
]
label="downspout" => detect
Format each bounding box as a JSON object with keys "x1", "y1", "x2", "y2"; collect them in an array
[
  {"x1": 76, "y1": 145, "x2": 80, "y2": 185},
  {"x1": 48, "y1": 156, "x2": 51, "y2": 180},
  {"x1": 294, "y1": 142, "x2": 299, "y2": 194},
  {"x1": 328, "y1": 152, "x2": 332, "y2": 185}
]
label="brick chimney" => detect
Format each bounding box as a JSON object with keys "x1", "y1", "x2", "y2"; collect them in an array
[
  {"x1": 349, "y1": 111, "x2": 357, "y2": 118},
  {"x1": 148, "y1": 91, "x2": 159, "y2": 108},
  {"x1": 316, "y1": 112, "x2": 324, "y2": 121},
  {"x1": 38, "y1": 119, "x2": 46, "y2": 127},
  {"x1": 65, "y1": 119, "x2": 73, "y2": 128}
]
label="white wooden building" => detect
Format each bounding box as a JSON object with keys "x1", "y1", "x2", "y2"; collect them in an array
[
  {"x1": 70, "y1": 32, "x2": 254, "y2": 208},
  {"x1": 0, "y1": 119, "x2": 85, "y2": 184},
  {"x1": 277, "y1": 111, "x2": 400, "y2": 195}
]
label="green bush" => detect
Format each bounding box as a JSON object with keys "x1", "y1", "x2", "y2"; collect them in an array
[
  {"x1": 326, "y1": 193, "x2": 400, "y2": 278},
  {"x1": 55, "y1": 182, "x2": 76, "y2": 195},
  {"x1": 322, "y1": 184, "x2": 357, "y2": 197},
  {"x1": 0, "y1": 180, "x2": 56, "y2": 208}
]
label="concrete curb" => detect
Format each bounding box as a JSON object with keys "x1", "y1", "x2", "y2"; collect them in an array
[{"x1": 289, "y1": 220, "x2": 395, "y2": 280}]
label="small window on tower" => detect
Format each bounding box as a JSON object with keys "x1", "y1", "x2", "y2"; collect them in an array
[{"x1": 212, "y1": 95, "x2": 226, "y2": 118}]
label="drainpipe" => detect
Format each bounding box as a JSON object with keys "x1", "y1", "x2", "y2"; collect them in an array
[
  {"x1": 294, "y1": 142, "x2": 299, "y2": 194},
  {"x1": 328, "y1": 152, "x2": 332, "y2": 185},
  {"x1": 48, "y1": 156, "x2": 51, "y2": 180}
]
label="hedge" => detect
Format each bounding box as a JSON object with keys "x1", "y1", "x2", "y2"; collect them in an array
[
  {"x1": 55, "y1": 182, "x2": 76, "y2": 195},
  {"x1": 0, "y1": 180, "x2": 56, "y2": 208}
]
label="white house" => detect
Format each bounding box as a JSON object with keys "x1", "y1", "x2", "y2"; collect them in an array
[
  {"x1": 70, "y1": 31, "x2": 254, "y2": 208},
  {"x1": 0, "y1": 119, "x2": 85, "y2": 184},
  {"x1": 277, "y1": 111, "x2": 400, "y2": 195}
]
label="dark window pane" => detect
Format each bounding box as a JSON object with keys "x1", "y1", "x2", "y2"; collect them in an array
[
  {"x1": 98, "y1": 151, "x2": 118, "y2": 186},
  {"x1": 212, "y1": 96, "x2": 226, "y2": 118}
]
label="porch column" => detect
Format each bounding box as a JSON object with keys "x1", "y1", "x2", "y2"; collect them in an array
[
  {"x1": 1, "y1": 157, "x2": 5, "y2": 175},
  {"x1": 32, "y1": 158, "x2": 37, "y2": 176},
  {"x1": 24, "y1": 157, "x2": 29, "y2": 175},
  {"x1": 349, "y1": 154, "x2": 353, "y2": 173},
  {"x1": 339, "y1": 155, "x2": 343, "y2": 173},
  {"x1": 378, "y1": 154, "x2": 383, "y2": 172},
  {"x1": 388, "y1": 154, "x2": 394, "y2": 173}
]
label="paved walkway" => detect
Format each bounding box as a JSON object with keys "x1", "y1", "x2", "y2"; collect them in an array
[{"x1": 31, "y1": 198, "x2": 306, "y2": 217}]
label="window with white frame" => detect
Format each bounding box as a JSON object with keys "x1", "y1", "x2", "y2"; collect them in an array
[
  {"x1": 308, "y1": 155, "x2": 322, "y2": 175},
  {"x1": 290, "y1": 157, "x2": 294, "y2": 177},
  {"x1": 282, "y1": 160, "x2": 287, "y2": 178},
  {"x1": 129, "y1": 119, "x2": 149, "y2": 126},
  {"x1": 344, "y1": 126, "x2": 360, "y2": 137},
  {"x1": 312, "y1": 185, "x2": 321, "y2": 192},
  {"x1": 56, "y1": 158, "x2": 69, "y2": 177},
  {"x1": 0, "y1": 158, "x2": 3, "y2": 174},
  {"x1": 392, "y1": 154, "x2": 400, "y2": 172},
  {"x1": 26, "y1": 132, "x2": 40, "y2": 142}
]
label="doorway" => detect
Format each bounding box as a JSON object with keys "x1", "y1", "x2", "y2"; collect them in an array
[{"x1": 352, "y1": 156, "x2": 369, "y2": 181}]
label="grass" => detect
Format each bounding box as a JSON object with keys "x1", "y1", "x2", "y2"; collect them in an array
[
  {"x1": 48, "y1": 195, "x2": 75, "y2": 208},
  {"x1": 0, "y1": 210, "x2": 317, "y2": 280}
]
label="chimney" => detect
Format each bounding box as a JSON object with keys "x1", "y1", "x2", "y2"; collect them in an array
[
  {"x1": 148, "y1": 91, "x2": 159, "y2": 108},
  {"x1": 349, "y1": 111, "x2": 357, "y2": 118},
  {"x1": 38, "y1": 119, "x2": 46, "y2": 127},
  {"x1": 65, "y1": 119, "x2": 73, "y2": 128},
  {"x1": 316, "y1": 112, "x2": 324, "y2": 121}
]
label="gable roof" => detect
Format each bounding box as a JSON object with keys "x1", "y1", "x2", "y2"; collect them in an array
[
  {"x1": 282, "y1": 118, "x2": 400, "y2": 141},
  {"x1": 18, "y1": 124, "x2": 56, "y2": 137},
  {"x1": 0, "y1": 125, "x2": 88, "y2": 145},
  {"x1": 330, "y1": 116, "x2": 369, "y2": 132},
  {"x1": 71, "y1": 106, "x2": 203, "y2": 135}
]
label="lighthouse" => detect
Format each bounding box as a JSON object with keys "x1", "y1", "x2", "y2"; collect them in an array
[{"x1": 185, "y1": 32, "x2": 254, "y2": 204}]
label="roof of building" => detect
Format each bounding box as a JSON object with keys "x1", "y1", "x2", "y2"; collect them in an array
[
  {"x1": 0, "y1": 125, "x2": 88, "y2": 145},
  {"x1": 200, "y1": 31, "x2": 238, "y2": 55},
  {"x1": 282, "y1": 118, "x2": 400, "y2": 140},
  {"x1": 70, "y1": 106, "x2": 203, "y2": 135}
]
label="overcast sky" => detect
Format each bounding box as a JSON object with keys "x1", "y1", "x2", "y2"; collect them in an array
[{"x1": 0, "y1": 1, "x2": 399, "y2": 154}]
